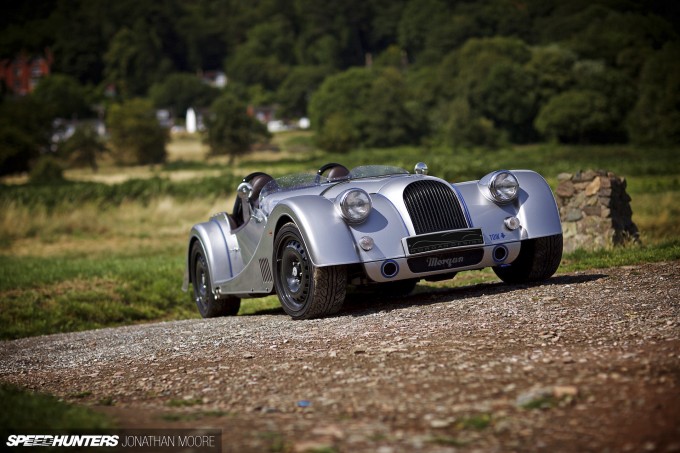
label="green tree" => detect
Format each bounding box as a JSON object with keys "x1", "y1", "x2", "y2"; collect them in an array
[
  {"x1": 293, "y1": 0, "x2": 374, "y2": 69},
  {"x1": 397, "y1": 0, "x2": 450, "y2": 62},
  {"x1": 534, "y1": 90, "x2": 613, "y2": 143},
  {"x1": 276, "y1": 66, "x2": 332, "y2": 118},
  {"x1": 106, "y1": 99, "x2": 167, "y2": 165},
  {"x1": 627, "y1": 42, "x2": 680, "y2": 146},
  {"x1": 0, "y1": 97, "x2": 51, "y2": 175},
  {"x1": 572, "y1": 60, "x2": 636, "y2": 142},
  {"x1": 472, "y1": 62, "x2": 538, "y2": 142},
  {"x1": 226, "y1": 15, "x2": 296, "y2": 91},
  {"x1": 149, "y1": 73, "x2": 220, "y2": 118},
  {"x1": 310, "y1": 67, "x2": 426, "y2": 150},
  {"x1": 29, "y1": 156, "x2": 65, "y2": 184},
  {"x1": 104, "y1": 20, "x2": 174, "y2": 98},
  {"x1": 59, "y1": 124, "x2": 108, "y2": 172},
  {"x1": 363, "y1": 68, "x2": 425, "y2": 147},
  {"x1": 204, "y1": 92, "x2": 270, "y2": 163},
  {"x1": 437, "y1": 37, "x2": 535, "y2": 143},
  {"x1": 178, "y1": 0, "x2": 242, "y2": 71},
  {"x1": 440, "y1": 97, "x2": 503, "y2": 149},
  {"x1": 32, "y1": 74, "x2": 91, "y2": 119},
  {"x1": 315, "y1": 113, "x2": 359, "y2": 153},
  {"x1": 374, "y1": 45, "x2": 407, "y2": 69},
  {"x1": 525, "y1": 45, "x2": 577, "y2": 104},
  {"x1": 309, "y1": 67, "x2": 374, "y2": 151},
  {"x1": 439, "y1": 36, "x2": 532, "y2": 100}
]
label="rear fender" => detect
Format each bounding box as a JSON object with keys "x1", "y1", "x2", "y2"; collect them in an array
[{"x1": 182, "y1": 214, "x2": 233, "y2": 292}]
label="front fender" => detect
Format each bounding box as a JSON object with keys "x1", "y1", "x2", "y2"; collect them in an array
[
  {"x1": 454, "y1": 170, "x2": 561, "y2": 242},
  {"x1": 269, "y1": 195, "x2": 361, "y2": 267},
  {"x1": 513, "y1": 170, "x2": 562, "y2": 239}
]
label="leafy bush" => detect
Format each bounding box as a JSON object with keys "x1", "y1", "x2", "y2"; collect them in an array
[
  {"x1": 149, "y1": 73, "x2": 220, "y2": 117},
  {"x1": 309, "y1": 68, "x2": 373, "y2": 151},
  {"x1": 204, "y1": 92, "x2": 270, "y2": 162},
  {"x1": 276, "y1": 65, "x2": 332, "y2": 118},
  {"x1": 534, "y1": 90, "x2": 612, "y2": 143},
  {"x1": 107, "y1": 98, "x2": 168, "y2": 165},
  {"x1": 441, "y1": 98, "x2": 503, "y2": 149},
  {"x1": 0, "y1": 97, "x2": 52, "y2": 176},
  {"x1": 29, "y1": 156, "x2": 65, "y2": 184},
  {"x1": 310, "y1": 67, "x2": 425, "y2": 151},
  {"x1": 31, "y1": 74, "x2": 92, "y2": 119},
  {"x1": 315, "y1": 113, "x2": 359, "y2": 152},
  {"x1": 627, "y1": 42, "x2": 680, "y2": 146},
  {"x1": 58, "y1": 123, "x2": 107, "y2": 171},
  {"x1": 363, "y1": 68, "x2": 426, "y2": 148}
]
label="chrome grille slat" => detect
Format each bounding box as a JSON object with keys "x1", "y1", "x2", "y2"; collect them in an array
[{"x1": 403, "y1": 180, "x2": 468, "y2": 234}]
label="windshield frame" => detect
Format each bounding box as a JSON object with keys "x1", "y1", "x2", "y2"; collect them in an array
[{"x1": 259, "y1": 165, "x2": 410, "y2": 201}]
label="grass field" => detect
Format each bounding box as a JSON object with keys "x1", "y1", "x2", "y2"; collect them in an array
[{"x1": 1, "y1": 132, "x2": 679, "y2": 340}]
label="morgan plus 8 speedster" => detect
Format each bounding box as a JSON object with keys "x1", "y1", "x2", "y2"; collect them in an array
[{"x1": 183, "y1": 163, "x2": 563, "y2": 319}]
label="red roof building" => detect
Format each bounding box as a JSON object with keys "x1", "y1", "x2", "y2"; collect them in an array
[{"x1": 0, "y1": 49, "x2": 53, "y2": 95}]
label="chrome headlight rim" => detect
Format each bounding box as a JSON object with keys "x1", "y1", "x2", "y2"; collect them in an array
[
  {"x1": 480, "y1": 170, "x2": 520, "y2": 204},
  {"x1": 337, "y1": 188, "x2": 372, "y2": 223}
]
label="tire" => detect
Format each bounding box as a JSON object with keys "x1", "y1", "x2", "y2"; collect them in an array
[
  {"x1": 273, "y1": 223, "x2": 346, "y2": 319},
  {"x1": 190, "y1": 241, "x2": 240, "y2": 318},
  {"x1": 493, "y1": 234, "x2": 563, "y2": 284}
]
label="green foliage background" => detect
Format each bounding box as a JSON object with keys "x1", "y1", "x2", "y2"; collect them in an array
[{"x1": 1, "y1": 0, "x2": 679, "y2": 169}]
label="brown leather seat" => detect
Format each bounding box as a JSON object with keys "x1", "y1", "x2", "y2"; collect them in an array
[
  {"x1": 231, "y1": 172, "x2": 273, "y2": 228},
  {"x1": 327, "y1": 164, "x2": 350, "y2": 181},
  {"x1": 249, "y1": 174, "x2": 273, "y2": 208}
]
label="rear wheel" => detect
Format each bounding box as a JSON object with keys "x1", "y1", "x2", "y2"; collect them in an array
[
  {"x1": 493, "y1": 234, "x2": 563, "y2": 284},
  {"x1": 274, "y1": 223, "x2": 346, "y2": 319},
  {"x1": 191, "y1": 241, "x2": 240, "y2": 317}
]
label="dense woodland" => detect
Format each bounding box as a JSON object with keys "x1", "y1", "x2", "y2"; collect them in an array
[{"x1": 1, "y1": 0, "x2": 679, "y2": 175}]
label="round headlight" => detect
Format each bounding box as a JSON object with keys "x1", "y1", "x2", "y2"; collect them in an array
[
  {"x1": 338, "y1": 189, "x2": 372, "y2": 223},
  {"x1": 489, "y1": 171, "x2": 519, "y2": 203}
]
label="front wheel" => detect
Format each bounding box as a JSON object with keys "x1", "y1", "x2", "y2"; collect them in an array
[
  {"x1": 274, "y1": 223, "x2": 346, "y2": 319},
  {"x1": 191, "y1": 241, "x2": 241, "y2": 317},
  {"x1": 493, "y1": 234, "x2": 563, "y2": 284}
]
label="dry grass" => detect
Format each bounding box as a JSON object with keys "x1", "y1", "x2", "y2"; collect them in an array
[
  {"x1": 167, "y1": 134, "x2": 208, "y2": 161},
  {"x1": 631, "y1": 191, "x2": 680, "y2": 243},
  {"x1": 1, "y1": 196, "x2": 234, "y2": 258}
]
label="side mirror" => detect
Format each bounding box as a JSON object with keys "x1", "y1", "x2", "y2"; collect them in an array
[{"x1": 237, "y1": 182, "x2": 253, "y2": 199}]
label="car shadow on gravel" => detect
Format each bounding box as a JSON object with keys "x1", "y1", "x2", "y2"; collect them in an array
[{"x1": 339, "y1": 273, "x2": 608, "y2": 318}]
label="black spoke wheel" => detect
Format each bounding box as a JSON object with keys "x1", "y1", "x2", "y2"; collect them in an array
[
  {"x1": 274, "y1": 223, "x2": 346, "y2": 319},
  {"x1": 493, "y1": 234, "x2": 563, "y2": 284},
  {"x1": 191, "y1": 241, "x2": 240, "y2": 317}
]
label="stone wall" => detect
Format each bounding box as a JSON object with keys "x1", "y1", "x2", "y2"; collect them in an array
[{"x1": 555, "y1": 170, "x2": 639, "y2": 253}]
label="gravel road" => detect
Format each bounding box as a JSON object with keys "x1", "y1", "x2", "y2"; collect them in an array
[{"x1": 2, "y1": 261, "x2": 679, "y2": 452}]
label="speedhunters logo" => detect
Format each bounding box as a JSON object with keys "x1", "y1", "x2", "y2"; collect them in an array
[
  {"x1": 5, "y1": 430, "x2": 222, "y2": 452},
  {"x1": 7, "y1": 435, "x2": 118, "y2": 447}
]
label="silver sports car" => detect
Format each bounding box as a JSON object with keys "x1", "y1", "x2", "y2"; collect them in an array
[{"x1": 183, "y1": 163, "x2": 563, "y2": 319}]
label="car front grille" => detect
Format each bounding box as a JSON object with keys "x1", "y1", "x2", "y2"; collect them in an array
[{"x1": 403, "y1": 180, "x2": 469, "y2": 234}]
